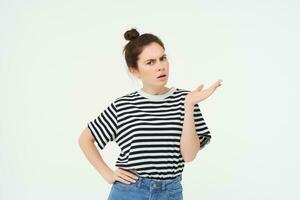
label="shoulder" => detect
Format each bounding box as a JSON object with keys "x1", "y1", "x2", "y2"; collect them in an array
[
  {"x1": 116, "y1": 90, "x2": 138, "y2": 100},
  {"x1": 111, "y1": 90, "x2": 139, "y2": 106}
]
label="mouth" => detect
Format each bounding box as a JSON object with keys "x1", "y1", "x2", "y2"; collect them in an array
[{"x1": 157, "y1": 74, "x2": 167, "y2": 79}]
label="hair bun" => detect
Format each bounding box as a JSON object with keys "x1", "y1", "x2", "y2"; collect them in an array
[{"x1": 124, "y1": 28, "x2": 140, "y2": 41}]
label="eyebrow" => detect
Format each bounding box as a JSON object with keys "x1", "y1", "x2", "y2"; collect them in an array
[{"x1": 144, "y1": 53, "x2": 167, "y2": 63}]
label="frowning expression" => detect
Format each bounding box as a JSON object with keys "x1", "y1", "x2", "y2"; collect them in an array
[{"x1": 130, "y1": 42, "x2": 169, "y2": 87}]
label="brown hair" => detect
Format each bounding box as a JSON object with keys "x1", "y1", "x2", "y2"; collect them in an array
[{"x1": 122, "y1": 28, "x2": 165, "y2": 72}]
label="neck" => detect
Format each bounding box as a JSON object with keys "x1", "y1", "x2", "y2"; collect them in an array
[{"x1": 141, "y1": 86, "x2": 170, "y2": 95}]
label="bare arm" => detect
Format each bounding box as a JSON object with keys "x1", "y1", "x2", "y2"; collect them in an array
[
  {"x1": 78, "y1": 127, "x2": 115, "y2": 183},
  {"x1": 78, "y1": 127, "x2": 138, "y2": 184},
  {"x1": 180, "y1": 102, "x2": 200, "y2": 162},
  {"x1": 180, "y1": 80, "x2": 222, "y2": 162}
]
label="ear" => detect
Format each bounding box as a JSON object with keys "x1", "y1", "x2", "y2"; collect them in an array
[{"x1": 129, "y1": 67, "x2": 141, "y2": 78}]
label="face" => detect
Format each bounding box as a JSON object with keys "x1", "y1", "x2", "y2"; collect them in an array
[{"x1": 130, "y1": 42, "x2": 169, "y2": 88}]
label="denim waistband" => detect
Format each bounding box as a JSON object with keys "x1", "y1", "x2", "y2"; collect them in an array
[{"x1": 133, "y1": 174, "x2": 182, "y2": 191}]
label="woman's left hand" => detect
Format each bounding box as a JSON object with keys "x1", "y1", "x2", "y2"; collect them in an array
[{"x1": 185, "y1": 79, "x2": 223, "y2": 106}]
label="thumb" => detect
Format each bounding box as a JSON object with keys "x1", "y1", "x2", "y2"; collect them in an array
[{"x1": 197, "y1": 84, "x2": 204, "y2": 91}]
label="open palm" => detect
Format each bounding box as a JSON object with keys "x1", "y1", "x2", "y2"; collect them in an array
[{"x1": 185, "y1": 79, "x2": 223, "y2": 105}]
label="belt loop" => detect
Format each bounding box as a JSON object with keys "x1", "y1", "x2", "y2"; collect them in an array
[{"x1": 162, "y1": 181, "x2": 166, "y2": 191}]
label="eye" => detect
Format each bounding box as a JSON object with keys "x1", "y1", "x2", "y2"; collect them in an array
[
  {"x1": 161, "y1": 56, "x2": 167, "y2": 61},
  {"x1": 147, "y1": 60, "x2": 154, "y2": 65}
]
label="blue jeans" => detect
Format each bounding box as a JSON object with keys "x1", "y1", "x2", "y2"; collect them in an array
[{"x1": 107, "y1": 174, "x2": 183, "y2": 200}]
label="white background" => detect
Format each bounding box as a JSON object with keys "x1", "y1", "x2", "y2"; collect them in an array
[{"x1": 1, "y1": 0, "x2": 299, "y2": 199}]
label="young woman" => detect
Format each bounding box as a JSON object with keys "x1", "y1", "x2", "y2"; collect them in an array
[{"x1": 78, "y1": 28, "x2": 222, "y2": 200}]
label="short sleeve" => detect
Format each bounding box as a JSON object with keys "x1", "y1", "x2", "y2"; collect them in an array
[
  {"x1": 194, "y1": 103, "x2": 212, "y2": 150},
  {"x1": 87, "y1": 101, "x2": 118, "y2": 150}
]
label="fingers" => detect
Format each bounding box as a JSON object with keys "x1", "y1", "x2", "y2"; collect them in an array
[
  {"x1": 195, "y1": 80, "x2": 222, "y2": 97},
  {"x1": 116, "y1": 168, "x2": 139, "y2": 184},
  {"x1": 197, "y1": 84, "x2": 204, "y2": 91},
  {"x1": 115, "y1": 176, "x2": 132, "y2": 184},
  {"x1": 216, "y1": 79, "x2": 223, "y2": 86},
  {"x1": 119, "y1": 168, "x2": 139, "y2": 181},
  {"x1": 198, "y1": 79, "x2": 222, "y2": 91},
  {"x1": 211, "y1": 79, "x2": 223, "y2": 89}
]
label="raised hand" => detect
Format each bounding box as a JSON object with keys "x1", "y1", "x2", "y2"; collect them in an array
[{"x1": 185, "y1": 79, "x2": 223, "y2": 106}]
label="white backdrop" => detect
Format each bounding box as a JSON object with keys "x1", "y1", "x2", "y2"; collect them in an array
[{"x1": 1, "y1": 0, "x2": 299, "y2": 199}]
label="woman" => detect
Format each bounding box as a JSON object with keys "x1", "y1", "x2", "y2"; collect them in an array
[{"x1": 78, "y1": 28, "x2": 222, "y2": 200}]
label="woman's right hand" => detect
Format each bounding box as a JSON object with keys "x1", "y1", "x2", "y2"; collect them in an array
[{"x1": 107, "y1": 167, "x2": 139, "y2": 185}]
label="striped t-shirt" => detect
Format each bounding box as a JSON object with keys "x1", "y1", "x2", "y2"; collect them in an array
[{"x1": 87, "y1": 86, "x2": 211, "y2": 180}]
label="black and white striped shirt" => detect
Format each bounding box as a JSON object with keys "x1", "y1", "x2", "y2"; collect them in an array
[{"x1": 87, "y1": 86, "x2": 211, "y2": 180}]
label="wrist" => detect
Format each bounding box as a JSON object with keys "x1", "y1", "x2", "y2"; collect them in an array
[
  {"x1": 101, "y1": 167, "x2": 114, "y2": 184},
  {"x1": 184, "y1": 99, "x2": 194, "y2": 108}
]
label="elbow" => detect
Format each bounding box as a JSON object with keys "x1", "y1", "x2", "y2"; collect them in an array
[
  {"x1": 184, "y1": 158, "x2": 195, "y2": 163},
  {"x1": 78, "y1": 134, "x2": 84, "y2": 148},
  {"x1": 183, "y1": 148, "x2": 199, "y2": 162},
  {"x1": 78, "y1": 132, "x2": 88, "y2": 148},
  {"x1": 78, "y1": 127, "x2": 94, "y2": 148},
  {"x1": 183, "y1": 155, "x2": 197, "y2": 163}
]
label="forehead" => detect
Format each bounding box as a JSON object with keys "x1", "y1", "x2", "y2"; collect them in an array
[{"x1": 139, "y1": 42, "x2": 165, "y2": 61}]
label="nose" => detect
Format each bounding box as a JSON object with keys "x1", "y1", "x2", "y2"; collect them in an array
[{"x1": 157, "y1": 64, "x2": 165, "y2": 71}]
